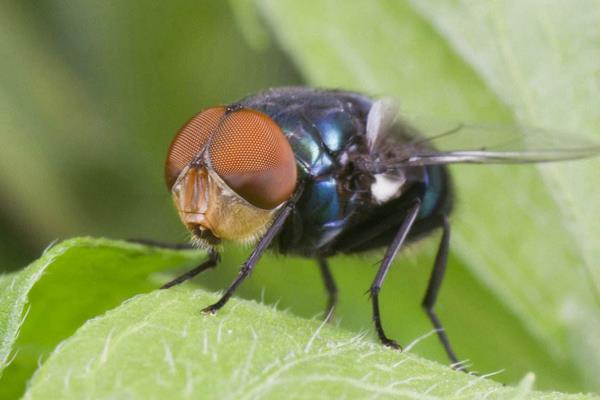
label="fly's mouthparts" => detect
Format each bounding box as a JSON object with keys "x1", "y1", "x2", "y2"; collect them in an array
[{"x1": 192, "y1": 225, "x2": 221, "y2": 245}]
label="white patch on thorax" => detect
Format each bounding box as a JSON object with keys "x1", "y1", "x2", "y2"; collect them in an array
[{"x1": 371, "y1": 174, "x2": 405, "y2": 204}]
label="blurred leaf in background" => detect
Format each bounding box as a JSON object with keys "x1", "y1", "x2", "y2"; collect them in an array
[
  {"x1": 2, "y1": 0, "x2": 600, "y2": 397},
  {"x1": 0, "y1": 0, "x2": 301, "y2": 272}
]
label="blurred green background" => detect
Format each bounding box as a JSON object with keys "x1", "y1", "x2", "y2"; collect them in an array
[
  {"x1": 0, "y1": 1, "x2": 301, "y2": 271},
  {"x1": 2, "y1": 0, "x2": 600, "y2": 395}
]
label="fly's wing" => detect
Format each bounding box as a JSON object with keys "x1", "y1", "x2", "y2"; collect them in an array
[
  {"x1": 395, "y1": 120, "x2": 600, "y2": 166},
  {"x1": 366, "y1": 100, "x2": 600, "y2": 168}
]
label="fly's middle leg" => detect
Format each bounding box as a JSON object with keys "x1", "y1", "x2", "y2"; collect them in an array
[
  {"x1": 369, "y1": 199, "x2": 421, "y2": 349},
  {"x1": 317, "y1": 258, "x2": 337, "y2": 322}
]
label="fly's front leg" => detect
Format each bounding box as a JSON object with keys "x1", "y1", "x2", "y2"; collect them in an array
[
  {"x1": 202, "y1": 200, "x2": 295, "y2": 314},
  {"x1": 369, "y1": 199, "x2": 421, "y2": 349},
  {"x1": 161, "y1": 248, "x2": 220, "y2": 289},
  {"x1": 127, "y1": 239, "x2": 218, "y2": 289},
  {"x1": 128, "y1": 238, "x2": 196, "y2": 250}
]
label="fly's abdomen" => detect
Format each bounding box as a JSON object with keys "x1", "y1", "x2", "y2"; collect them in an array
[{"x1": 420, "y1": 164, "x2": 452, "y2": 220}]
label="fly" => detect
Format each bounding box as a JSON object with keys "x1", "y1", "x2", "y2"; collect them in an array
[{"x1": 159, "y1": 87, "x2": 600, "y2": 370}]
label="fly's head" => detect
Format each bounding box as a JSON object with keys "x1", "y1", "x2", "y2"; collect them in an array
[{"x1": 165, "y1": 107, "x2": 297, "y2": 248}]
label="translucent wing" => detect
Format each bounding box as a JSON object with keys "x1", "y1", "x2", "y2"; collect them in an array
[{"x1": 366, "y1": 99, "x2": 600, "y2": 168}]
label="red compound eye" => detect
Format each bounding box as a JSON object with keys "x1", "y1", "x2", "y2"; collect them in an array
[
  {"x1": 165, "y1": 107, "x2": 226, "y2": 189},
  {"x1": 208, "y1": 108, "x2": 297, "y2": 209}
]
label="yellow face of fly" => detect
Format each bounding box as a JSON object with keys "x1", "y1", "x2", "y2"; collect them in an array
[{"x1": 171, "y1": 164, "x2": 278, "y2": 247}]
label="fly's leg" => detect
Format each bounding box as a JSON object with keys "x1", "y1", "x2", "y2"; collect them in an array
[
  {"x1": 369, "y1": 199, "x2": 421, "y2": 349},
  {"x1": 317, "y1": 258, "x2": 337, "y2": 322},
  {"x1": 202, "y1": 200, "x2": 295, "y2": 314},
  {"x1": 422, "y1": 215, "x2": 464, "y2": 370},
  {"x1": 161, "y1": 248, "x2": 220, "y2": 289},
  {"x1": 127, "y1": 239, "x2": 218, "y2": 288},
  {"x1": 128, "y1": 238, "x2": 196, "y2": 250}
]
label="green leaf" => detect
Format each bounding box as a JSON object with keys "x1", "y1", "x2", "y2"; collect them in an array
[
  {"x1": 201, "y1": 247, "x2": 587, "y2": 392},
  {"x1": 21, "y1": 288, "x2": 596, "y2": 400},
  {"x1": 2, "y1": 238, "x2": 586, "y2": 397},
  {"x1": 1, "y1": 239, "x2": 596, "y2": 398},
  {"x1": 0, "y1": 238, "x2": 204, "y2": 399},
  {"x1": 255, "y1": 0, "x2": 600, "y2": 392}
]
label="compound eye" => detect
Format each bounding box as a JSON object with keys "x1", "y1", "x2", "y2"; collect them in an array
[
  {"x1": 208, "y1": 109, "x2": 297, "y2": 209},
  {"x1": 165, "y1": 107, "x2": 226, "y2": 189}
]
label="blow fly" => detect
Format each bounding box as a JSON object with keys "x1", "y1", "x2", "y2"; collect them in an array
[{"x1": 161, "y1": 87, "x2": 600, "y2": 369}]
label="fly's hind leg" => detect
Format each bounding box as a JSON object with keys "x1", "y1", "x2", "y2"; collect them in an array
[{"x1": 421, "y1": 214, "x2": 465, "y2": 370}]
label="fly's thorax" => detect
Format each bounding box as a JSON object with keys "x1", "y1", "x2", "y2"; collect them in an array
[{"x1": 171, "y1": 165, "x2": 279, "y2": 246}]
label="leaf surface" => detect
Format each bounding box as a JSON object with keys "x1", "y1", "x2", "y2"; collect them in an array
[
  {"x1": 0, "y1": 238, "x2": 204, "y2": 398},
  {"x1": 22, "y1": 288, "x2": 596, "y2": 400}
]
